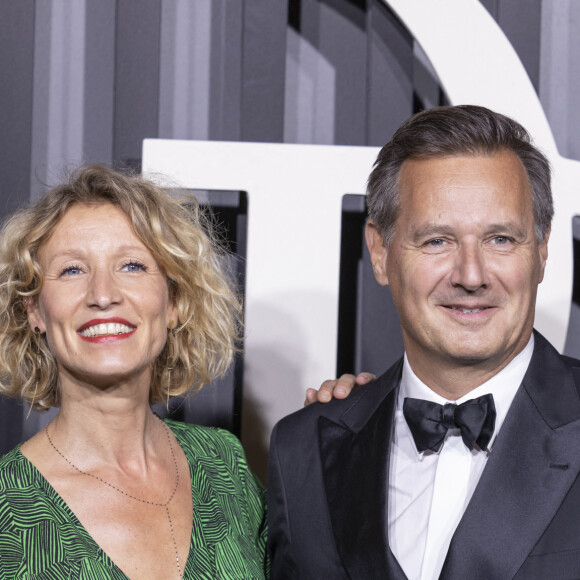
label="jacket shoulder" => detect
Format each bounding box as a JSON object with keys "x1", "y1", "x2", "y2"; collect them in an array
[
  {"x1": 272, "y1": 358, "x2": 403, "y2": 445},
  {"x1": 561, "y1": 355, "x2": 580, "y2": 396},
  {"x1": 561, "y1": 354, "x2": 580, "y2": 368}
]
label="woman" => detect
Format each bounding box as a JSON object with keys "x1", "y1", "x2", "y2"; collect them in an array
[{"x1": 0, "y1": 166, "x2": 267, "y2": 579}]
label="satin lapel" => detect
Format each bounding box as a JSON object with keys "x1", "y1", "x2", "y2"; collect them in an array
[
  {"x1": 442, "y1": 332, "x2": 580, "y2": 580},
  {"x1": 319, "y1": 361, "x2": 407, "y2": 579}
]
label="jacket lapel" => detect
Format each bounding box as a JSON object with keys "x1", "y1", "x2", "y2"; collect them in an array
[
  {"x1": 318, "y1": 360, "x2": 407, "y2": 579},
  {"x1": 442, "y1": 332, "x2": 580, "y2": 579}
]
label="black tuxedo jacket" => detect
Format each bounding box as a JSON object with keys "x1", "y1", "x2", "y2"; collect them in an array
[{"x1": 268, "y1": 332, "x2": 580, "y2": 579}]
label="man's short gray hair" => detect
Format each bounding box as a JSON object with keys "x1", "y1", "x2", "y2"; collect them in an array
[{"x1": 366, "y1": 105, "x2": 553, "y2": 244}]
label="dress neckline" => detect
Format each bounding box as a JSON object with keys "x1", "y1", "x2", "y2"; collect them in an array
[{"x1": 15, "y1": 419, "x2": 195, "y2": 578}]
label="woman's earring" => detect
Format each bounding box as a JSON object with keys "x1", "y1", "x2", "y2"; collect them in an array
[
  {"x1": 166, "y1": 323, "x2": 176, "y2": 409},
  {"x1": 27, "y1": 327, "x2": 42, "y2": 419}
]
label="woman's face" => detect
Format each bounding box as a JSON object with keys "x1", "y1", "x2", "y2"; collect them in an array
[{"x1": 27, "y1": 203, "x2": 177, "y2": 390}]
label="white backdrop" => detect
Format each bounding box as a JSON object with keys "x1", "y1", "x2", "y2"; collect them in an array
[{"x1": 143, "y1": 0, "x2": 580, "y2": 466}]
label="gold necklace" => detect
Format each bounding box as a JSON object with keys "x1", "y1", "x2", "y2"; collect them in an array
[{"x1": 45, "y1": 419, "x2": 183, "y2": 579}]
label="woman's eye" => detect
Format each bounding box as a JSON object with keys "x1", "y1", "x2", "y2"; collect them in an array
[
  {"x1": 59, "y1": 265, "x2": 83, "y2": 277},
  {"x1": 122, "y1": 261, "x2": 147, "y2": 273}
]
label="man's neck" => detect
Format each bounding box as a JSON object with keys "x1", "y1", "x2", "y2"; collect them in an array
[{"x1": 405, "y1": 337, "x2": 534, "y2": 401}]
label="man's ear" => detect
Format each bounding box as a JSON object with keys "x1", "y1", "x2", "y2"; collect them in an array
[
  {"x1": 365, "y1": 221, "x2": 390, "y2": 286},
  {"x1": 537, "y1": 227, "x2": 550, "y2": 283},
  {"x1": 24, "y1": 297, "x2": 46, "y2": 333}
]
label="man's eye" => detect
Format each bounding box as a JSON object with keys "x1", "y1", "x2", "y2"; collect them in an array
[
  {"x1": 426, "y1": 238, "x2": 445, "y2": 246},
  {"x1": 492, "y1": 236, "x2": 511, "y2": 245},
  {"x1": 122, "y1": 261, "x2": 147, "y2": 272}
]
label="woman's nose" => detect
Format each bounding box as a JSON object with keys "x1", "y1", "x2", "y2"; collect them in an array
[{"x1": 86, "y1": 269, "x2": 122, "y2": 309}]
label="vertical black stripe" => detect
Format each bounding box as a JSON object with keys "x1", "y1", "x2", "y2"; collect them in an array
[
  {"x1": 0, "y1": 1, "x2": 35, "y2": 215},
  {"x1": 209, "y1": 0, "x2": 244, "y2": 141},
  {"x1": 241, "y1": 0, "x2": 288, "y2": 142},
  {"x1": 84, "y1": 0, "x2": 116, "y2": 165},
  {"x1": 113, "y1": 0, "x2": 162, "y2": 169},
  {"x1": 366, "y1": 1, "x2": 413, "y2": 146}
]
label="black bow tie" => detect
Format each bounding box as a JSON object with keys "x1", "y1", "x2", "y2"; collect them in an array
[{"x1": 403, "y1": 393, "x2": 496, "y2": 453}]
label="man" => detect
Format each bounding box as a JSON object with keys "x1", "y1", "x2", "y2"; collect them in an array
[{"x1": 268, "y1": 105, "x2": 580, "y2": 579}]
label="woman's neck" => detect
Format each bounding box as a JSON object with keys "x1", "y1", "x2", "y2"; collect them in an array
[{"x1": 49, "y1": 376, "x2": 162, "y2": 471}]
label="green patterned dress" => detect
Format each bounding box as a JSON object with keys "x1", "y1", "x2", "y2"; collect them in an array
[{"x1": 0, "y1": 419, "x2": 269, "y2": 579}]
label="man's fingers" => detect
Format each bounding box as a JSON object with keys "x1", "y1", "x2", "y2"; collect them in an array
[
  {"x1": 333, "y1": 374, "x2": 359, "y2": 397},
  {"x1": 304, "y1": 387, "x2": 320, "y2": 406},
  {"x1": 356, "y1": 372, "x2": 377, "y2": 385},
  {"x1": 316, "y1": 380, "x2": 338, "y2": 402},
  {"x1": 304, "y1": 373, "x2": 377, "y2": 406},
  {"x1": 316, "y1": 375, "x2": 358, "y2": 404}
]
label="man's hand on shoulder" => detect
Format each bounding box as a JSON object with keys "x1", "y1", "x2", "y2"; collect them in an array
[{"x1": 304, "y1": 372, "x2": 377, "y2": 406}]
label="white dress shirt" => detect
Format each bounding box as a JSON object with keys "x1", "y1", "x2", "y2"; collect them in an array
[{"x1": 388, "y1": 335, "x2": 535, "y2": 580}]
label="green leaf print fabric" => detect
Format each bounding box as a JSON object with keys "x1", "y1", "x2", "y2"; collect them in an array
[{"x1": 0, "y1": 419, "x2": 268, "y2": 579}]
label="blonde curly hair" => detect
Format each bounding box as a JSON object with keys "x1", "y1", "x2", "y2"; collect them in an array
[{"x1": 0, "y1": 165, "x2": 241, "y2": 410}]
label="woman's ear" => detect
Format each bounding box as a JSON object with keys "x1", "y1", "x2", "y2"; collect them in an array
[
  {"x1": 167, "y1": 302, "x2": 178, "y2": 330},
  {"x1": 24, "y1": 296, "x2": 46, "y2": 334}
]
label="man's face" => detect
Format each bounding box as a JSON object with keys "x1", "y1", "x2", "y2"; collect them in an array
[{"x1": 366, "y1": 151, "x2": 549, "y2": 388}]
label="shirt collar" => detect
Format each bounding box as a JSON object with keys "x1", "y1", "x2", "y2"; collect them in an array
[{"x1": 398, "y1": 334, "x2": 535, "y2": 455}]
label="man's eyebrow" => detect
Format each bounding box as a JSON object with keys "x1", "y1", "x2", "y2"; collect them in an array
[
  {"x1": 410, "y1": 222, "x2": 529, "y2": 242},
  {"x1": 482, "y1": 223, "x2": 529, "y2": 238},
  {"x1": 411, "y1": 225, "x2": 454, "y2": 241}
]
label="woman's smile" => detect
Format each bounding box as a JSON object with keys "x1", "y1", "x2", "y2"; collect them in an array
[{"x1": 78, "y1": 317, "x2": 137, "y2": 341}]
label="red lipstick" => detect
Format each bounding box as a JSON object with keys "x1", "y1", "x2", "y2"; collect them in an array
[{"x1": 77, "y1": 318, "x2": 136, "y2": 343}]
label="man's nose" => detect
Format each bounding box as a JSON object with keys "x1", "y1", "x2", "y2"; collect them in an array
[
  {"x1": 86, "y1": 269, "x2": 122, "y2": 309},
  {"x1": 449, "y1": 244, "x2": 489, "y2": 291}
]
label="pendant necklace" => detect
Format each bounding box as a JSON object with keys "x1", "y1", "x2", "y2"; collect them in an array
[{"x1": 45, "y1": 419, "x2": 183, "y2": 579}]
